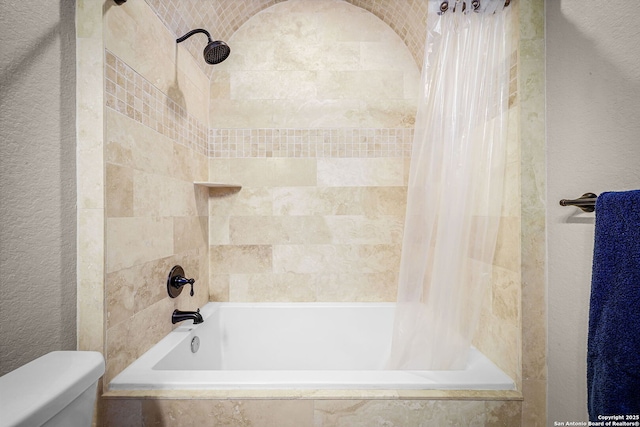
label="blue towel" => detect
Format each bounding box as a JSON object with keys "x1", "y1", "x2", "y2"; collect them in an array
[{"x1": 588, "y1": 190, "x2": 640, "y2": 420}]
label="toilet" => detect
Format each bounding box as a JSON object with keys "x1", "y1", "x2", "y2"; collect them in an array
[{"x1": 0, "y1": 351, "x2": 105, "y2": 427}]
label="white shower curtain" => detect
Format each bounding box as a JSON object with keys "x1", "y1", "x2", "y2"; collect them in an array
[{"x1": 388, "y1": 0, "x2": 512, "y2": 370}]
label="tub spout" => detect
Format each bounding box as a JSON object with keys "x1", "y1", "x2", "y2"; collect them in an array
[{"x1": 172, "y1": 309, "x2": 203, "y2": 325}]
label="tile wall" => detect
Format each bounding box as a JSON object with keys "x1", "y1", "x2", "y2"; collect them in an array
[
  {"x1": 205, "y1": 0, "x2": 417, "y2": 305},
  {"x1": 144, "y1": 0, "x2": 428, "y2": 76},
  {"x1": 207, "y1": 156, "x2": 408, "y2": 303},
  {"x1": 518, "y1": 0, "x2": 547, "y2": 425},
  {"x1": 76, "y1": 0, "x2": 105, "y2": 358},
  {"x1": 207, "y1": 0, "x2": 420, "y2": 129},
  {"x1": 104, "y1": 397, "x2": 522, "y2": 426},
  {"x1": 102, "y1": 0, "x2": 210, "y2": 385},
  {"x1": 104, "y1": 53, "x2": 208, "y2": 156}
]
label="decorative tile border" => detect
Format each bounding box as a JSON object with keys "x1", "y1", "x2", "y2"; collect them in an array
[
  {"x1": 103, "y1": 50, "x2": 412, "y2": 160},
  {"x1": 104, "y1": 50, "x2": 208, "y2": 156},
  {"x1": 209, "y1": 128, "x2": 414, "y2": 158}
]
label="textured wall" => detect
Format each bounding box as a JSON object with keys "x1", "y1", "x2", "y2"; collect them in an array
[
  {"x1": 547, "y1": 0, "x2": 640, "y2": 422},
  {"x1": 0, "y1": 0, "x2": 76, "y2": 375}
]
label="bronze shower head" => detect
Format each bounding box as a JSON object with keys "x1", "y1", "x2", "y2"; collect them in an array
[{"x1": 176, "y1": 29, "x2": 230, "y2": 65}]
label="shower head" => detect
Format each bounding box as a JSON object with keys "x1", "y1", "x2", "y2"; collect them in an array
[
  {"x1": 203, "y1": 40, "x2": 231, "y2": 65},
  {"x1": 176, "y1": 29, "x2": 230, "y2": 65}
]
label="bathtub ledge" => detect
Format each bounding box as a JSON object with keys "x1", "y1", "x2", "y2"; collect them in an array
[{"x1": 102, "y1": 389, "x2": 523, "y2": 401}]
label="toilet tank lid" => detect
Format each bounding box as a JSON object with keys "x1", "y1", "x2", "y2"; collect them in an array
[{"x1": 0, "y1": 351, "x2": 105, "y2": 427}]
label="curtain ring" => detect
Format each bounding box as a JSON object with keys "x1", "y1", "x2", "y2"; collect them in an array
[{"x1": 448, "y1": 0, "x2": 466, "y2": 13}]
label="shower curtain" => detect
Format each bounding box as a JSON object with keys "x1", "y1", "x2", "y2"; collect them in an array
[{"x1": 388, "y1": 0, "x2": 513, "y2": 370}]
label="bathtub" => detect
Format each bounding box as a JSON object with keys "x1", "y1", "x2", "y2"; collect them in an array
[{"x1": 109, "y1": 302, "x2": 515, "y2": 391}]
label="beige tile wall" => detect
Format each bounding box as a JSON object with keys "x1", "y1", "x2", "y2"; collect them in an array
[
  {"x1": 103, "y1": 0, "x2": 210, "y2": 385},
  {"x1": 205, "y1": 0, "x2": 418, "y2": 305},
  {"x1": 144, "y1": 0, "x2": 428, "y2": 75},
  {"x1": 518, "y1": 0, "x2": 547, "y2": 425},
  {"x1": 103, "y1": 397, "x2": 521, "y2": 426},
  {"x1": 208, "y1": 0, "x2": 420, "y2": 129},
  {"x1": 76, "y1": 0, "x2": 105, "y2": 356},
  {"x1": 105, "y1": 53, "x2": 207, "y2": 156},
  {"x1": 208, "y1": 157, "x2": 407, "y2": 302}
]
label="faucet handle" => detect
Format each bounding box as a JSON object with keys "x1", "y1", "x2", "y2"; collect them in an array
[
  {"x1": 173, "y1": 276, "x2": 195, "y2": 296},
  {"x1": 167, "y1": 265, "x2": 196, "y2": 298}
]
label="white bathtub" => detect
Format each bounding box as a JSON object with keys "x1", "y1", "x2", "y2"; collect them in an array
[{"x1": 110, "y1": 302, "x2": 515, "y2": 391}]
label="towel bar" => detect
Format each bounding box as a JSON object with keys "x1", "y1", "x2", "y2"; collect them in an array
[{"x1": 559, "y1": 192, "x2": 598, "y2": 212}]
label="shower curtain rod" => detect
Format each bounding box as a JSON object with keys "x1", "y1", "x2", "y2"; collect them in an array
[
  {"x1": 560, "y1": 193, "x2": 598, "y2": 212},
  {"x1": 438, "y1": 0, "x2": 510, "y2": 13}
]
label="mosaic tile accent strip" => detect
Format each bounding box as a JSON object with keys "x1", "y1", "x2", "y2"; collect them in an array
[
  {"x1": 104, "y1": 50, "x2": 208, "y2": 156},
  {"x1": 209, "y1": 128, "x2": 413, "y2": 158},
  {"x1": 144, "y1": 0, "x2": 428, "y2": 76}
]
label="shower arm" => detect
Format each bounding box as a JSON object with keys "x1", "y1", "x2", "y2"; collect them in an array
[{"x1": 176, "y1": 29, "x2": 212, "y2": 44}]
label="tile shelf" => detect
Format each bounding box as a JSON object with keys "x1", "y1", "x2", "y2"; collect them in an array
[{"x1": 194, "y1": 182, "x2": 242, "y2": 189}]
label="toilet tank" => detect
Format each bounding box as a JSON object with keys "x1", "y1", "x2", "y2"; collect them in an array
[{"x1": 0, "y1": 351, "x2": 105, "y2": 427}]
